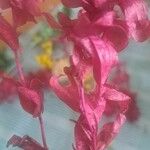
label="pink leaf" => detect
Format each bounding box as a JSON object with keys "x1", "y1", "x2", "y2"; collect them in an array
[
  {"x1": 118, "y1": 0, "x2": 150, "y2": 41},
  {"x1": 50, "y1": 76, "x2": 80, "y2": 112},
  {"x1": 0, "y1": 72, "x2": 17, "y2": 102},
  {"x1": 7, "y1": 135, "x2": 46, "y2": 150},
  {"x1": 102, "y1": 25, "x2": 128, "y2": 52},
  {"x1": 61, "y1": 0, "x2": 82, "y2": 8},
  {"x1": 18, "y1": 86, "x2": 43, "y2": 117},
  {"x1": 10, "y1": 0, "x2": 43, "y2": 27},
  {"x1": 11, "y1": 6, "x2": 35, "y2": 27},
  {"x1": 81, "y1": 37, "x2": 118, "y2": 85},
  {"x1": 43, "y1": 12, "x2": 62, "y2": 29},
  {"x1": 75, "y1": 116, "x2": 93, "y2": 150},
  {"x1": 58, "y1": 12, "x2": 72, "y2": 27},
  {"x1": 97, "y1": 114, "x2": 126, "y2": 150},
  {"x1": 0, "y1": 0, "x2": 10, "y2": 9},
  {"x1": 0, "y1": 15, "x2": 20, "y2": 52},
  {"x1": 104, "y1": 85, "x2": 130, "y2": 101}
]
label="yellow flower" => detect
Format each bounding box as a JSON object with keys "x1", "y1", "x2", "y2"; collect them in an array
[
  {"x1": 41, "y1": 41, "x2": 53, "y2": 55},
  {"x1": 36, "y1": 53, "x2": 53, "y2": 70}
]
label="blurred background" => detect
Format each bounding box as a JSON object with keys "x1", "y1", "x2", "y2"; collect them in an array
[{"x1": 0, "y1": 0, "x2": 150, "y2": 150}]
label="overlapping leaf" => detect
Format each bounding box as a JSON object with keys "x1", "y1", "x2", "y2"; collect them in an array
[
  {"x1": 18, "y1": 79, "x2": 43, "y2": 117},
  {"x1": 0, "y1": 15, "x2": 20, "y2": 52}
]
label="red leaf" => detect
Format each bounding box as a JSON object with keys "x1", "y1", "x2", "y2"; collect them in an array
[
  {"x1": 43, "y1": 12, "x2": 62, "y2": 29},
  {"x1": 50, "y1": 75, "x2": 80, "y2": 112},
  {"x1": 7, "y1": 135, "x2": 47, "y2": 150},
  {"x1": 102, "y1": 25, "x2": 128, "y2": 52},
  {"x1": 0, "y1": 15, "x2": 20, "y2": 52},
  {"x1": 10, "y1": 0, "x2": 43, "y2": 27},
  {"x1": 17, "y1": 78, "x2": 43, "y2": 117},
  {"x1": 0, "y1": 0, "x2": 10, "y2": 9},
  {"x1": 118, "y1": 0, "x2": 150, "y2": 41},
  {"x1": 97, "y1": 114, "x2": 126, "y2": 150},
  {"x1": 104, "y1": 84, "x2": 130, "y2": 102},
  {"x1": 61, "y1": 0, "x2": 82, "y2": 8},
  {"x1": 0, "y1": 72, "x2": 17, "y2": 102}
]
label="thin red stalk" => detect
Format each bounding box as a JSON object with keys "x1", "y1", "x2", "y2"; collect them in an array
[
  {"x1": 15, "y1": 51, "x2": 48, "y2": 149},
  {"x1": 39, "y1": 115, "x2": 48, "y2": 149},
  {"x1": 14, "y1": 52, "x2": 25, "y2": 83}
]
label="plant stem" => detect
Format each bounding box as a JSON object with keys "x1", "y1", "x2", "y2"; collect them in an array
[
  {"x1": 15, "y1": 51, "x2": 48, "y2": 149},
  {"x1": 14, "y1": 51, "x2": 48, "y2": 148},
  {"x1": 14, "y1": 52, "x2": 25, "y2": 83},
  {"x1": 39, "y1": 115, "x2": 48, "y2": 149}
]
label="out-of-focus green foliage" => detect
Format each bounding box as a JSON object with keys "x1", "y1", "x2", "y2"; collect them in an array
[{"x1": 0, "y1": 50, "x2": 12, "y2": 71}]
